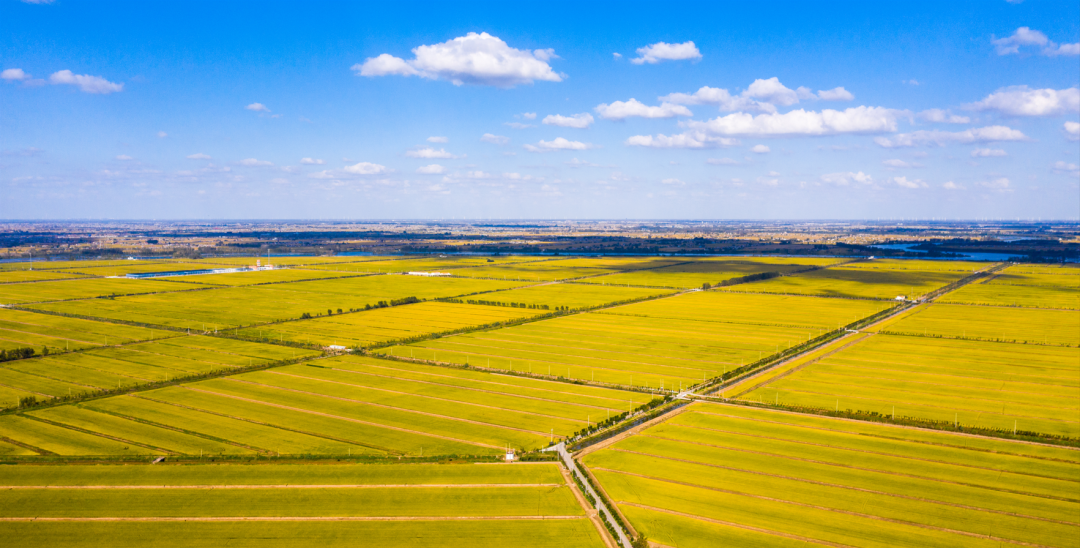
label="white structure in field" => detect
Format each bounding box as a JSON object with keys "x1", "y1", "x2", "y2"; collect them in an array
[
  {"x1": 407, "y1": 271, "x2": 451, "y2": 277},
  {"x1": 895, "y1": 295, "x2": 906, "y2": 301},
  {"x1": 505, "y1": 448, "x2": 516, "y2": 462}
]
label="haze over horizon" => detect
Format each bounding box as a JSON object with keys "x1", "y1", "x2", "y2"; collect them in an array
[{"x1": 2, "y1": 0, "x2": 1078, "y2": 220}]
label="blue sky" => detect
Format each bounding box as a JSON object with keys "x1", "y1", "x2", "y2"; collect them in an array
[{"x1": 1, "y1": 0, "x2": 1078, "y2": 220}]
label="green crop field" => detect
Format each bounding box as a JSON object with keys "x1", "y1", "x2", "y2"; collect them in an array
[
  {"x1": 236, "y1": 301, "x2": 542, "y2": 348},
  {"x1": 726, "y1": 264, "x2": 972, "y2": 300},
  {"x1": 939, "y1": 265, "x2": 1080, "y2": 309},
  {"x1": 0, "y1": 462, "x2": 605, "y2": 548},
  {"x1": 578, "y1": 259, "x2": 816, "y2": 289},
  {"x1": 31, "y1": 275, "x2": 528, "y2": 329},
  {"x1": 740, "y1": 333, "x2": 1080, "y2": 436},
  {"x1": 0, "y1": 335, "x2": 320, "y2": 407},
  {"x1": 0, "y1": 308, "x2": 173, "y2": 354},
  {"x1": 381, "y1": 292, "x2": 893, "y2": 388},
  {"x1": 882, "y1": 302, "x2": 1079, "y2": 345},
  {"x1": 3, "y1": 354, "x2": 638, "y2": 456},
  {"x1": 582, "y1": 402, "x2": 1080, "y2": 548},
  {"x1": 0, "y1": 277, "x2": 205, "y2": 305}
]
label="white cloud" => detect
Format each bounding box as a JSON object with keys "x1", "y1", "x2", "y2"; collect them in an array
[
  {"x1": 942, "y1": 181, "x2": 963, "y2": 190},
  {"x1": 821, "y1": 171, "x2": 874, "y2": 186},
  {"x1": 186, "y1": 153, "x2": 211, "y2": 160},
  {"x1": 353, "y1": 32, "x2": 562, "y2": 88},
  {"x1": 893, "y1": 176, "x2": 927, "y2": 189},
  {"x1": 903, "y1": 79, "x2": 920, "y2": 86},
  {"x1": 20, "y1": 0, "x2": 55, "y2": 4},
  {"x1": 625, "y1": 132, "x2": 739, "y2": 149},
  {"x1": 967, "y1": 86, "x2": 1079, "y2": 116},
  {"x1": 750, "y1": 144, "x2": 770, "y2": 154},
  {"x1": 342, "y1": 161, "x2": 388, "y2": 175},
  {"x1": 1053, "y1": 161, "x2": 1080, "y2": 177},
  {"x1": 1, "y1": 68, "x2": 29, "y2": 81},
  {"x1": 245, "y1": 103, "x2": 270, "y2": 112},
  {"x1": 156, "y1": 131, "x2": 168, "y2": 138},
  {"x1": 594, "y1": 98, "x2": 692, "y2": 120},
  {"x1": 1065, "y1": 121, "x2": 1080, "y2": 140},
  {"x1": 918, "y1": 109, "x2": 971, "y2": 124},
  {"x1": 566, "y1": 158, "x2": 601, "y2": 167},
  {"x1": 504, "y1": 122, "x2": 534, "y2": 129},
  {"x1": 706, "y1": 157, "x2": 739, "y2": 165},
  {"x1": 631, "y1": 41, "x2": 701, "y2": 64},
  {"x1": 683, "y1": 106, "x2": 899, "y2": 137},
  {"x1": 612, "y1": 52, "x2": 622, "y2": 59},
  {"x1": 239, "y1": 158, "x2": 273, "y2": 166},
  {"x1": 882, "y1": 159, "x2": 910, "y2": 168},
  {"x1": 971, "y1": 148, "x2": 1007, "y2": 158},
  {"x1": 874, "y1": 126, "x2": 1027, "y2": 147},
  {"x1": 991, "y1": 27, "x2": 1079, "y2": 57},
  {"x1": 115, "y1": 155, "x2": 133, "y2": 161},
  {"x1": 523, "y1": 137, "x2": 595, "y2": 152},
  {"x1": 416, "y1": 164, "x2": 446, "y2": 174},
  {"x1": 300, "y1": 157, "x2": 325, "y2": 165},
  {"x1": 1044, "y1": 43, "x2": 1080, "y2": 57},
  {"x1": 542, "y1": 113, "x2": 594, "y2": 129},
  {"x1": 480, "y1": 133, "x2": 510, "y2": 144},
  {"x1": 49, "y1": 70, "x2": 123, "y2": 94},
  {"x1": 817, "y1": 87, "x2": 854, "y2": 101},
  {"x1": 522, "y1": 112, "x2": 537, "y2": 120},
  {"x1": 979, "y1": 177, "x2": 1011, "y2": 190},
  {"x1": 426, "y1": 136, "x2": 448, "y2": 143},
  {"x1": 660, "y1": 86, "x2": 775, "y2": 113},
  {"x1": 744, "y1": 77, "x2": 801, "y2": 106},
  {"x1": 992, "y1": 27, "x2": 1048, "y2": 55},
  {"x1": 661, "y1": 178, "x2": 685, "y2": 185},
  {"x1": 405, "y1": 147, "x2": 463, "y2": 159}
]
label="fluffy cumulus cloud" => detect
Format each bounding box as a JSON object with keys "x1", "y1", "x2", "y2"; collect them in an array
[
  {"x1": 480, "y1": 133, "x2": 509, "y2": 145},
  {"x1": 523, "y1": 137, "x2": 595, "y2": 152},
  {"x1": 893, "y1": 176, "x2": 927, "y2": 189},
  {"x1": 918, "y1": 109, "x2": 971, "y2": 124},
  {"x1": 416, "y1": 164, "x2": 446, "y2": 174},
  {"x1": 522, "y1": 112, "x2": 537, "y2": 120},
  {"x1": 405, "y1": 147, "x2": 463, "y2": 159},
  {"x1": 49, "y1": 70, "x2": 123, "y2": 94},
  {"x1": 979, "y1": 178, "x2": 1011, "y2": 190},
  {"x1": 967, "y1": 86, "x2": 1079, "y2": 116},
  {"x1": 342, "y1": 161, "x2": 388, "y2": 175},
  {"x1": 680, "y1": 106, "x2": 899, "y2": 138},
  {"x1": 594, "y1": 99, "x2": 692, "y2": 120},
  {"x1": 661, "y1": 79, "x2": 854, "y2": 113},
  {"x1": 971, "y1": 148, "x2": 1007, "y2": 158},
  {"x1": 300, "y1": 157, "x2": 325, "y2": 165},
  {"x1": 751, "y1": 144, "x2": 770, "y2": 153},
  {"x1": 821, "y1": 171, "x2": 874, "y2": 186},
  {"x1": 992, "y1": 27, "x2": 1079, "y2": 56},
  {"x1": 353, "y1": 32, "x2": 562, "y2": 88},
  {"x1": 1053, "y1": 161, "x2": 1080, "y2": 177},
  {"x1": 186, "y1": 153, "x2": 211, "y2": 160},
  {"x1": 542, "y1": 113, "x2": 594, "y2": 128},
  {"x1": 245, "y1": 103, "x2": 270, "y2": 112},
  {"x1": 631, "y1": 41, "x2": 701, "y2": 64},
  {"x1": 1, "y1": 68, "x2": 29, "y2": 81},
  {"x1": 1065, "y1": 121, "x2": 1080, "y2": 140},
  {"x1": 874, "y1": 126, "x2": 1027, "y2": 147},
  {"x1": 625, "y1": 132, "x2": 739, "y2": 149}
]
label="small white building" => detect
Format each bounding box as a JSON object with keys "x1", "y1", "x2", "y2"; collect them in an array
[
  {"x1": 327, "y1": 345, "x2": 349, "y2": 352},
  {"x1": 505, "y1": 448, "x2": 516, "y2": 462},
  {"x1": 407, "y1": 271, "x2": 451, "y2": 277},
  {"x1": 895, "y1": 295, "x2": 906, "y2": 301}
]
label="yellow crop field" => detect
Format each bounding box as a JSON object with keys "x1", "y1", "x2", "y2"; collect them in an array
[
  {"x1": 882, "y1": 302, "x2": 1079, "y2": 345},
  {"x1": 175, "y1": 268, "x2": 365, "y2": 286},
  {"x1": 0, "y1": 308, "x2": 173, "y2": 354},
  {"x1": 939, "y1": 265, "x2": 1079, "y2": 309},
  {"x1": 841, "y1": 258, "x2": 988, "y2": 271},
  {"x1": 582, "y1": 402, "x2": 1080, "y2": 548},
  {"x1": 726, "y1": 265, "x2": 970, "y2": 299},
  {"x1": 0, "y1": 270, "x2": 89, "y2": 283},
  {"x1": 236, "y1": 301, "x2": 541, "y2": 347},
  {"x1": 0, "y1": 277, "x2": 204, "y2": 305},
  {"x1": 579, "y1": 259, "x2": 812, "y2": 289}
]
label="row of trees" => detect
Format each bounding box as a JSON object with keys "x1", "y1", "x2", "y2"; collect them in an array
[{"x1": 0, "y1": 347, "x2": 43, "y2": 363}]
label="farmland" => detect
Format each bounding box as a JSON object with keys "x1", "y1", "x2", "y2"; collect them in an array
[
  {"x1": 0, "y1": 308, "x2": 172, "y2": 353},
  {"x1": 881, "y1": 302, "x2": 1079, "y2": 345},
  {"x1": 31, "y1": 275, "x2": 528, "y2": 329},
  {"x1": 726, "y1": 263, "x2": 973, "y2": 300},
  {"x1": 581, "y1": 402, "x2": 1080, "y2": 548},
  {"x1": 0, "y1": 270, "x2": 89, "y2": 283},
  {"x1": 175, "y1": 268, "x2": 367, "y2": 286},
  {"x1": 0, "y1": 462, "x2": 606, "y2": 548},
  {"x1": 0, "y1": 277, "x2": 204, "y2": 305},
  {"x1": 939, "y1": 264, "x2": 1079, "y2": 309},
  {"x1": 740, "y1": 333, "x2": 1080, "y2": 436},
  {"x1": 381, "y1": 292, "x2": 894, "y2": 388},
  {"x1": 0, "y1": 335, "x2": 319, "y2": 407},
  {"x1": 447, "y1": 282, "x2": 675, "y2": 309},
  {"x1": 577, "y1": 259, "x2": 819, "y2": 289},
  {"x1": 3, "y1": 354, "x2": 640, "y2": 456},
  {"x1": 235, "y1": 301, "x2": 543, "y2": 348}
]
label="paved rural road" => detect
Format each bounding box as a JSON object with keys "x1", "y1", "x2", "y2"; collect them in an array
[{"x1": 547, "y1": 442, "x2": 632, "y2": 548}]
